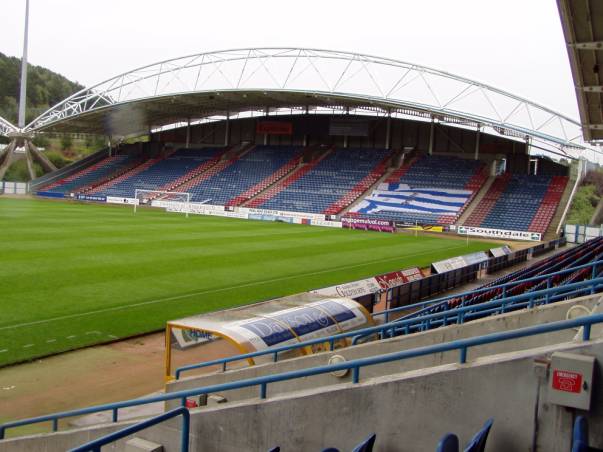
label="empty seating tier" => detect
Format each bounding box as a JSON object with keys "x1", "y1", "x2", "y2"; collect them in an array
[
  {"x1": 93, "y1": 147, "x2": 226, "y2": 198},
  {"x1": 42, "y1": 154, "x2": 137, "y2": 194},
  {"x1": 258, "y1": 147, "x2": 391, "y2": 214},
  {"x1": 184, "y1": 145, "x2": 303, "y2": 204},
  {"x1": 464, "y1": 174, "x2": 568, "y2": 233}
]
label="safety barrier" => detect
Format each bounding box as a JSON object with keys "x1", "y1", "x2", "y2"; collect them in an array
[
  {"x1": 1, "y1": 313, "x2": 602, "y2": 440},
  {"x1": 69, "y1": 407, "x2": 190, "y2": 452},
  {"x1": 373, "y1": 259, "x2": 603, "y2": 323},
  {"x1": 173, "y1": 275, "x2": 603, "y2": 378}
]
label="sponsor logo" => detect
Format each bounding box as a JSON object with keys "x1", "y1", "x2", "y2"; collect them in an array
[
  {"x1": 77, "y1": 194, "x2": 107, "y2": 202},
  {"x1": 458, "y1": 226, "x2": 541, "y2": 242},
  {"x1": 342, "y1": 217, "x2": 395, "y2": 233},
  {"x1": 375, "y1": 267, "x2": 424, "y2": 289}
]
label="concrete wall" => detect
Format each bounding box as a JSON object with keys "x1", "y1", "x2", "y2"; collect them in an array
[
  {"x1": 4, "y1": 338, "x2": 602, "y2": 452},
  {"x1": 165, "y1": 295, "x2": 602, "y2": 407}
]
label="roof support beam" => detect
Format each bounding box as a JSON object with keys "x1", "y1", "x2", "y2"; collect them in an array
[
  {"x1": 585, "y1": 124, "x2": 603, "y2": 130},
  {"x1": 570, "y1": 41, "x2": 603, "y2": 50},
  {"x1": 580, "y1": 86, "x2": 603, "y2": 92}
]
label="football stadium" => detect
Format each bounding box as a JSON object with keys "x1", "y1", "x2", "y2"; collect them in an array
[{"x1": 1, "y1": 1, "x2": 603, "y2": 451}]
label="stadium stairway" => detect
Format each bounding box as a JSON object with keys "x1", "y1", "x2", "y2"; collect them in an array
[
  {"x1": 463, "y1": 173, "x2": 511, "y2": 227},
  {"x1": 244, "y1": 146, "x2": 334, "y2": 208},
  {"x1": 42, "y1": 155, "x2": 118, "y2": 191},
  {"x1": 543, "y1": 173, "x2": 576, "y2": 240},
  {"x1": 528, "y1": 176, "x2": 569, "y2": 234},
  {"x1": 323, "y1": 151, "x2": 393, "y2": 215},
  {"x1": 338, "y1": 166, "x2": 397, "y2": 217},
  {"x1": 347, "y1": 154, "x2": 486, "y2": 225},
  {"x1": 142, "y1": 147, "x2": 232, "y2": 199},
  {"x1": 85, "y1": 157, "x2": 161, "y2": 195},
  {"x1": 456, "y1": 175, "x2": 495, "y2": 225},
  {"x1": 225, "y1": 148, "x2": 304, "y2": 207},
  {"x1": 463, "y1": 174, "x2": 567, "y2": 234}
]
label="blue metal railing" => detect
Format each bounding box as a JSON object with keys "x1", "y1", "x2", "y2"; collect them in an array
[
  {"x1": 68, "y1": 407, "x2": 190, "y2": 452},
  {"x1": 372, "y1": 259, "x2": 603, "y2": 323},
  {"x1": 1, "y1": 313, "x2": 602, "y2": 440},
  {"x1": 172, "y1": 271, "x2": 603, "y2": 379}
]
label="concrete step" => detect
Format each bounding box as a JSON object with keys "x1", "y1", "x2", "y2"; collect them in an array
[{"x1": 456, "y1": 175, "x2": 496, "y2": 226}]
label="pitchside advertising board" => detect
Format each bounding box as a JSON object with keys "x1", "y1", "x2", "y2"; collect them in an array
[
  {"x1": 457, "y1": 225, "x2": 542, "y2": 242},
  {"x1": 312, "y1": 267, "x2": 424, "y2": 298},
  {"x1": 106, "y1": 196, "x2": 138, "y2": 205},
  {"x1": 342, "y1": 217, "x2": 395, "y2": 233},
  {"x1": 431, "y1": 251, "x2": 489, "y2": 274}
]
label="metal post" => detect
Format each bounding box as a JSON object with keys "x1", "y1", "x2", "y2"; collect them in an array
[
  {"x1": 428, "y1": 117, "x2": 435, "y2": 155},
  {"x1": 224, "y1": 111, "x2": 230, "y2": 146},
  {"x1": 474, "y1": 124, "x2": 480, "y2": 160},
  {"x1": 185, "y1": 118, "x2": 191, "y2": 149},
  {"x1": 385, "y1": 113, "x2": 392, "y2": 150},
  {"x1": 18, "y1": 0, "x2": 30, "y2": 128}
]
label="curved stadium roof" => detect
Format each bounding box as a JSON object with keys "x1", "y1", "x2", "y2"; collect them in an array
[{"x1": 13, "y1": 47, "x2": 601, "y2": 161}]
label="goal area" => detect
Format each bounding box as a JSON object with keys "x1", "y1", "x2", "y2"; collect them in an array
[{"x1": 134, "y1": 189, "x2": 191, "y2": 216}]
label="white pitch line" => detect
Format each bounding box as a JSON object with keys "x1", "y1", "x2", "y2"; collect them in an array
[
  {"x1": 66, "y1": 335, "x2": 76, "y2": 339},
  {"x1": 22, "y1": 344, "x2": 34, "y2": 348},
  {"x1": 0, "y1": 244, "x2": 465, "y2": 332},
  {"x1": 108, "y1": 335, "x2": 118, "y2": 339},
  {"x1": 85, "y1": 331, "x2": 101, "y2": 335},
  {"x1": 46, "y1": 339, "x2": 56, "y2": 343},
  {"x1": 0, "y1": 349, "x2": 7, "y2": 353}
]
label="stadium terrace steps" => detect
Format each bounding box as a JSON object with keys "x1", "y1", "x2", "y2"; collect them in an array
[
  {"x1": 529, "y1": 176, "x2": 569, "y2": 234},
  {"x1": 225, "y1": 150, "x2": 304, "y2": 207},
  {"x1": 87, "y1": 158, "x2": 160, "y2": 194},
  {"x1": 463, "y1": 172, "x2": 510, "y2": 227},
  {"x1": 349, "y1": 155, "x2": 485, "y2": 225},
  {"x1": 448, "y1": 166, "x2": 490, "y2": 225},
  {"x1": 43, "y1": 156, "x2": 114, "y2": 190},
  {"x1": 323, "y1": 152, "x2": 393, "y2": 215},
  {"x1": 338, "y1": 167, "x2": 397, "y2": 217},
  {"x1": 464, "y1": 173, "x2": 567, "y2": 233},
  {"x1": 149, "y1": 147, "x2": 232, "y2": 195},
  {"x1": 456, "y1": 175, "x2": 495, "y2": 225},
  {"x1": 244, "y1": 147, "x2": 334, "y2": 208},
  {"x1": 181, "y1": 145, "x2": 312, "y2": 205},
  {"x1": 544, "y1": 175, "x2": 577, "y2": 239},
  {"x1": 257, "y1": 147, "x2": 392, "y2": 214},
  {"x1": 384, "y1": 156, "x2": 417, "y2": 182},
  {"x1": 43, "y1": 154, "x2": 139, "y2": 194}
]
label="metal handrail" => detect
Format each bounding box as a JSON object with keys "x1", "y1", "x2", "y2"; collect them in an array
[
  {"x1": 2, "y1": 313, "x2": 602, "y2": 440},
  {"x1": 172, "y1": 273, "x2": 603, "y2": 380},
  {"x1": 372, "y1": 258, "x2": 602, "y2": 322},
  {"x1": 68, "y1": 407, "x2": 190, "y2": 452}
]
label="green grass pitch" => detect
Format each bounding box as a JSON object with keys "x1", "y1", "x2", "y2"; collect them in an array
[{"x1": 0, "y1": 198, "x2": 495, "y2": 366}]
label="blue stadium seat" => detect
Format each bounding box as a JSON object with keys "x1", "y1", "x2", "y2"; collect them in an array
[
  {"x1": 436, "y1": 419, "x2": 493, "y2": 452},
  {"x1": 572, "y1": 416, "x2": 603, "y2": 452}
]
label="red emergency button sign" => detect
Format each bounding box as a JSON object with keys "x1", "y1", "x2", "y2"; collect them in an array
[{"x1": 552, "y1": 369, "x2": 583, "y2": 393}]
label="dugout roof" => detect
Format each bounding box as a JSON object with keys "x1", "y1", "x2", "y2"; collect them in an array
[
  {"x1": 16, "y1": 48, "x2": 599, "y2": 162},
  {"x1": 558, "y1": 0, "x2": 603, "y2": 143},
  {"x1": 167, "y1": 293, "x2": 371, "y2": 354}
]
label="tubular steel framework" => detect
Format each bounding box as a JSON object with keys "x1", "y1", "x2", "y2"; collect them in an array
[
  {"x1": 20, "y1": 48, "x2": 599, "y2": 160},
  {"x1": 0, "y1": 116, "x2": 17, "y2": 137}
]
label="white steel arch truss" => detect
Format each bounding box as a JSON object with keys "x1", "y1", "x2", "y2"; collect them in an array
[
  {"x1": 24, "y1": 47, "x2": 596, "y2": 160},
  {"x1": 0, "y1": 116, "x2": 17, "y2": 137}
]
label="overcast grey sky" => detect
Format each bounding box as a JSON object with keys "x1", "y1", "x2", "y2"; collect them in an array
[{"x1": 1, "y1": 0, "x2": 578, "y2": 118}]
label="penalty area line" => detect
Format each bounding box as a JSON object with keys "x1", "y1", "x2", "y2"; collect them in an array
[{"x1": 0, "y1": 243, "x2": 467, "y2": 332}]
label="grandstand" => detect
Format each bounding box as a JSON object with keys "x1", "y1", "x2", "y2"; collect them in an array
[{"x1": 2, "y1": 35, "x2": 603, "y2": 451}]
